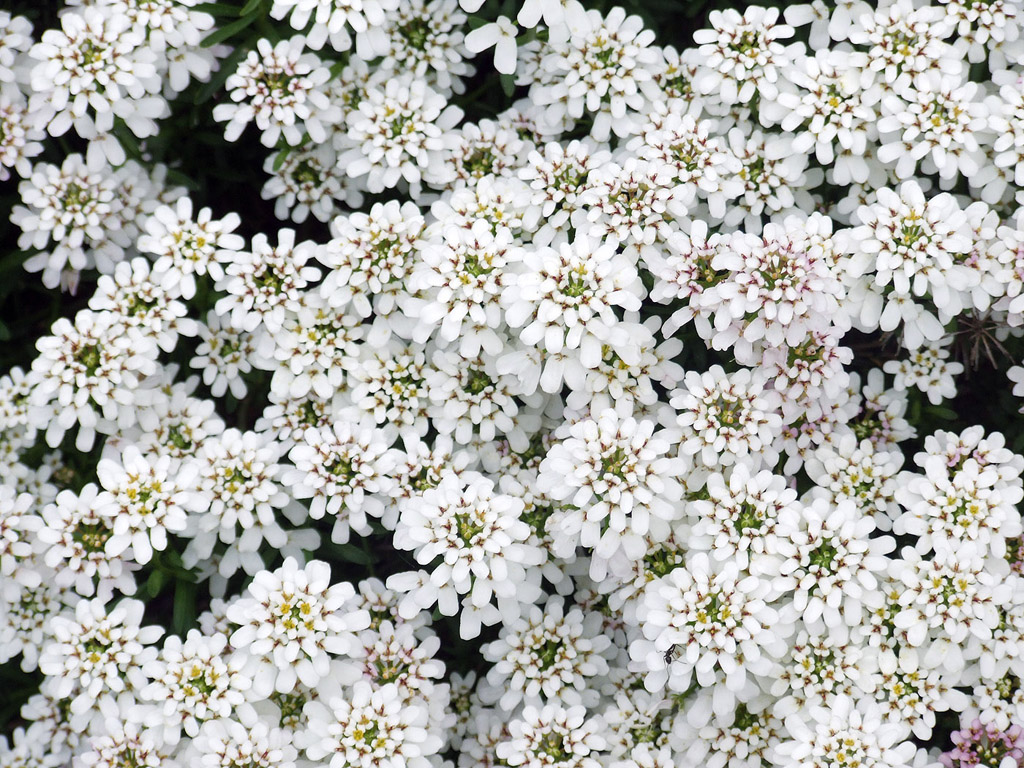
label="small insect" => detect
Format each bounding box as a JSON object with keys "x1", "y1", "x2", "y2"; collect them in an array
[{"x1": 663, "y1": 644, "x2": 678, "y2": 665}]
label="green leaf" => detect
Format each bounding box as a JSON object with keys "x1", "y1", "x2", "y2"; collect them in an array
[
  {"x1": 193, "y1": 2, "x2": 241, "y2": 16},
  {"x1": 173, "y1": 580, "x2": 198, "y2": 636},
  {"x1": 194, "y1": 45, "x2": 248, "y2": 104},
  {"x1": 924, "y1": 405, "x2": 958, "y2": 421},
  {"x1": 329, "y1": 59, "x2": 348, "y2": 79},
  {"x1": 0, "y1": 320, "x2": 10, "y2": 341},
  {"x1": 1012, "y1": 430, "x2": 1024, "y2": 452},
  {"x1": 201, "y1": 11, "x2": 261, "y2": 48},
  {"x1": 112, "y1": 122, "x2": 143, "y2": 161},
  {"x1": 272, "y1": 146, "x2": 292, "y2": 171},
  {"x1": 240, "y1": 0, "x2": 265, "y2": 16},
  {"x1": 328, "y1": 542, "x2": 372, "y2": 565},
  {"x1": 146, "y1": 568, "x2": 168, "y2": 598},
  {"x1": 499, "y1": 72, "x2": 515, "y2": 97},
  {"x1": 164, "y1": 168, "x2": 201, "y2": 192}
]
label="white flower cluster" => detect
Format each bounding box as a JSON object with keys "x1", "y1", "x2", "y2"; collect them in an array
[{"x1": 3, "y1": 0, "x2": 1024, "y2": 767}]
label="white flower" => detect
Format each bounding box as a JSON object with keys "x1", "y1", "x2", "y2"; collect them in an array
[
  {"x1": 480, "y1": 594, "x2": 612, "y2": 711},
  {"x1": 890, "y1": 545, "x2": 1010, "y2": 653},
  {"x1": 838, "y1": 180, "x2": 974, "y2": 349},
  {"x1": 19, "y1": 683, "x2": 84, "y2": 763},
  {"x1": 653, "y1": 44, "x2": 701, "y2": 105},
  {"x1": 515, "y1": 0, "x2": 586, "y2": 29},
  {"x1": 382, "y1": 433, "x2": 476, "y2": 528},
  {"x1": 894, "y1": 453, "x2": 1023, "y2": 559},
  {"x1": 688, "y1": 463, "x2": 802, "y2": 573},
  {"x1": 363, "y1": 0, "x2": 472, "y2": 95},
  {"x1": 407, "y1": 220, "x2": 519, "y2": 355},
  {"x1": 502, "y1": 234, "x2": 645, "y2": 392},
  {"x1": 347, "y1": 340, "x2": 433, "y2": 435},
  {"x1": 0, "y1": 484, "x2": 41, "y2": 587},
  {"x1": 95, "y1": 0, "x2": 215, "y2": 59},
  {"x1": 425, "y1": 347, "x2": 539, "y2": 450},
  {"x1": 724, "y1": 127, "x2": 820, "y2": 231},
  {"x1": 877, "y1": 74, "x2": 988, "y2": 181},
  {"x1": 215, "y1": 229, "x2": 321, "y2": 334},
  {"x1": 946, "y1": 0, "x2": 1024, "y2": 65},
  {"x1": 771, "y1": 626, "x2": 877, "y2": 718},
  {"x1": 770, "y1": 50, "x2": 880, "y2": 183},
  {"x1": 576, "y1": 157, "x2": 690, "y2": 260},
  {"x1": 873, "y1": 646, "x2": 967, "y2": 739},
  {"x1": 317, "y1": 200, "x2": 426, "y2": 319},
  {"x1": 990, "y1": 69, "x2": 1024, "y2": 189},
  {"x1": 645, "y1": 219, "x2": 724, "y2": 335},
  {"x1": 0, "y1": 570, "x2": 71, "y2": 673},
  {"x1": 671, "y1": 365, "x2": 783, "y2": 469},
  {"x1": 137, "y1": 197, "x2": 244, "y2": 300},
  {"x1": 760, "y1": 330, "x2": 853, "y2": 422},
  {"x1": 227, "y1": 557, "x2": 370, "y2": 697},
  {"x1": 28, "y1": 7, "x2": 165, "y2": 156},
  {"x1": 264, "y1": 294, "x2": 363, "y2": 400},
  {"x1": 11, "y1": 152, "x2": 121, "y2": 289},
  {"x1": 780, "y1": 497, "x2": 894, "y2": 629},
  {"x1": 269, "y1": 0, "x2": 399, "y2": 52},
  {"x1": 189, "y1": 715, "x2": 298, "y2": 768},
  {"x1": 263, "y1": 143, "x2": 361, "y2": 224},
  {"x1": 883, "y1": 338, "x2": 964, "y2": 404},
  {"x1": 537, "y1": 410, "x2": 684, "y2": 564},
  {"x1": 844, "y1": 369, "x2": 917, "y2": 449},
  {"x1": 563, "y1": 318, "x2": 683, "y2": 419},
  {"x1": 340, "y1": 74, "x2": 463, "y2": 196},
  {"x1": 497, "y1": 704, "x2": 606, "y2": 768},
  {"x1": 181, "y1": 428, "x2": 301, "y2": 580},
  {"x1": 0, "y1": 89, "x2": 44, "y2": 181},
  {"x1": 89, "y1": 256, "x2": 196, "y2": 353},
  {"x1": 191, "y1": 311, "x2": 257, "y2": 399},
  {"x1": 95, "y1": 444, "x2": 198, "y2": 565},
  {"x1": 75, "y1": 719, "x2": 172, "y2": 768},
  {"x1": 531, "y1": 7, "x2": 664, "y2": 141},
  {"x1": 38, "y1": 597, "x2": 161, "y2": 718},
  {"x1": 974, "y1": 573, "x2": 1024, "y2": 681},
  {"x1": 691, "y1": 6, "x2": 800, "y2": 108},
  {"x1": 633, "y1": 553, "x2": 786, "y2": 697},
  {"x1": 771, "y1": 695, "x2": 916, "y2": 768},
  {"x1": 920, "y1": 426, "x2": 1024, "y2": 486},
  {"x1": 37, "y1": 484, "x2": 137, "y2": 599},
  {"x1": 303, "y1": 680, "x2": 445, "y2": 768},
  {"x1": 465, "y1": 16, "x2": 519, "y2": 75},
  {"x1": 847, "y1": 0, "x2": 960, "y2": 93},
  {"x1": 431, "y1": 173, "x2": 533, "y2": 233},
  {"x1": 130, "y1": 381, "x2": 225, "y2": 462},
  {"x1": 255, "y1": 389, "x2": 346, "y2": 451},
  {"x1": 428, "y1": 118, "x2": 529, "y2": 190},
  {"x1": 0, "y1": 11, "x2": 32, "y2": 84},
  {"x1": 518, "y1": 139, "x2": 610, "y2": 246},
  {"x1": 337, "y1": 618, "x2": 447, "y2": 705},
  {"x1": 389, "y1": 471, "x2": 544, "y2": 638},
  {"x1": 962, "y1": 670, "x2": 1024, "y2": 731},
  {"x1": 212, "y1": 35, "x2": 339, "y2": 147},
  {"x1": 629, "y1": 108, "x2": 742, "y2": 221},
  {"x1": 676, "y1": 696, "x2": 785, "y2": 768},
  {"x1": 701, "y1": 215, "x2": 844, "y2": 355},
  {"x1": 804, "y1": 434, "x2": 904, "y2": 531},
  {"x1": 139, "y1": 629, "x2": 251, "y2": 744},
  {"x1": 283, "y1": 417, "x2": 398, "y2": 542}
]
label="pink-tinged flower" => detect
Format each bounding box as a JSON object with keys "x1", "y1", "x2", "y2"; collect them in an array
[{"x1": 940, "y1": 718, "x2": 1024, "y2": 768}]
